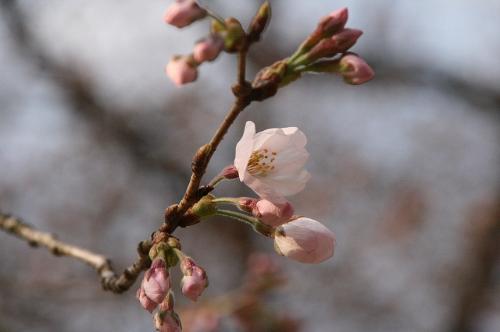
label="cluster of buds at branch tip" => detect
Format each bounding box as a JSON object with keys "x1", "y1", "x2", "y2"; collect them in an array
[
  {"x1": 298, "y1": 7, "x2": 349, "y2": 54},
  {"x1": 163, "y1": 0, "x2": 207, "y2": 28},
  {"x1": 302, "y1": 28, "x2": 363, "y2": 64}
]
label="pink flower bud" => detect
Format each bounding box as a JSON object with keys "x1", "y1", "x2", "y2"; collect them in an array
[
  {"x1": 238, "y1": 197, "x2": 258, "y2": 213},
  {"x1": 165, "y1": 56, "x2": 198, "y2": 86},
  {"x1": 253, "y1": 199, "x2": 294, "y2": 227},
  {"x1": 136, "y1": 286, "x2": 158, "y2": 313},
  {"x1": 299, "y1": 8, "x2": 348, "y2": 53},
  {"x1": 180, "y1": 257, "x2": 208, "y2": 301},
  {"x1": 142, "y1": 258, "x2": 171, "y2": 304},
  {"x1": 306, "y1": 28, "x2": 363, "y2": 62},
  {"x1": 163, "y1": 0, "x2": 207, "y2": 28},
  {"x1": 193, "y1": 35, "x2": 224, "y2": 63},
  {"x1": 154, "y1": 310, "x2": 182, "y2": 332},
  {"x1": 274, "y1": 217, "x2": 335, "y2": 264},
  {"x1": 219, "y1": 164, "x2": 239, "y2": 180},
  {"x1": 339, "y1": 53, "x2": 374, "y2": 85}
]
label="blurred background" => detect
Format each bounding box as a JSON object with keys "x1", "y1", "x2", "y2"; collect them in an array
[{"x1": 1, "y1": 0, "x2": 499, "y2": 331}]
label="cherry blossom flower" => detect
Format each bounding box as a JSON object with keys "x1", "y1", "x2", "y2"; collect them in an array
[
  {"x1": 274, "y1": 217, "x2": 335, "y2": 264},
  {"x1": 234, "y1": 121, "x2": 310, "y2": 204}
]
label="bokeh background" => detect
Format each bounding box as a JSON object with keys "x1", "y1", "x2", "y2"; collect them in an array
[{"x1": 1, "y1": 0, "x2": 499, "y2": 331}]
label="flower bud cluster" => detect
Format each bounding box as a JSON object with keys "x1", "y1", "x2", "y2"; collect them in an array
[
  {"x1": 162, "y1": 0, "x2": 225, "y2": 86},
  {"x1": 285, "y1": 7, "x2": 373, "y2": 85},
  {"x1": 137, "y1": 236, "x2": 209, "y2": 330}
]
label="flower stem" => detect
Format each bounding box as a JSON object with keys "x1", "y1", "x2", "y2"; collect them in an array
[
  {"x1": 212, "y1": 197, "x2": 240, "y2": 206},
  {"x1": 208, "y1": 175, "x2": 226, "y2": 188},
  {"x1": 214, "y1": 209, "x2": 259, "y2": 227}
]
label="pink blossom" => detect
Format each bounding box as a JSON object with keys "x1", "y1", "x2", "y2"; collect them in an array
[
  {"x1": 142, "y1": 258, "x2": 171, "y2": 304},
  {"x1": 154, "y1": 310, "x2": 182, "y2": 332},
  {"x1": 253, "y1": 199, "x2": 294, "y2": 227},
  {"x1": 180, "y1": 257, "x2": 208, "y2": 302},
  {"x1": 193, "y1": 35, "x2": 224, "y2": 63},
  {"x1": 234, "y1": 121, "x2": 310, "y2": 204},
  {"x1": 163, "y1": 0, "x2": 207, "y2": 28},
  {"x1": 165, "y1": 56, "x2": 198, "y2": 86},
  {"x1": 339, "y1": 53, "x2": 374, "y2": 85},
  {"x1": 274, "y1": 217, "x2": 335, "y2": 264}
]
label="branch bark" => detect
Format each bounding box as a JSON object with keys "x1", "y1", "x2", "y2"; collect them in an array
[{"x1": 0, "y1": 213, "x2": 151, "y2": 293}]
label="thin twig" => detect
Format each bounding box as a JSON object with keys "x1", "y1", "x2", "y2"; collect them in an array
[
  {"x1": 0, "y1": 213, "x2": 151, "y2": 293},
  {"x1": 168, "y1": 47, "x2": 252, "y2": 231}
]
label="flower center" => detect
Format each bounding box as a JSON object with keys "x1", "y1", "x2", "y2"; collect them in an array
[{"x1": 247, "y1": 149, "x2": 277, "y2": 176}]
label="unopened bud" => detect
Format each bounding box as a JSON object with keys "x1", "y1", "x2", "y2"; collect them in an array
[
  {"x1": 253, "y1": 199, "x2": 294, "y2": 227},
  {"x1": 252, "y1": 60, "x2": 287, "y2": 100},
  {"x1": 274, "y1": 217, "x2": 335, "y2": 264},
  {"x1": 212, "y1": 17, "x2": 246, "y2": 53},
  {"x1": 180, "y1": 257, "x2": 209, "y2": 301},
  {"x1": 138, "y1": 258, "x2": 171, "y2": 307},
  {"x1": 238, "y1": 197, "x2": 258, "y2": 213},
  {"x1": 219, "y1": 165, "x2": 239, "y2": 180},
  {"x1": 165, "y1": 56, "x2": 198, "y2": 86},
  {"x1": 338, "y1": 53, "x2": 374, "y2": 85},
  {"x1": 248, "y1": 1, "x2": 272, "y2": 43},
  {"x1": 193, "y1": 35, "x2": 224, "y2": 63},
  {"x1": 136, "y1": 286, "x2": 158, "y2": 313},
  {"x1": 301, "y1": 7, "x2": 349, "y2": 51},
  {"x1": 191, "y1": 195, "x2": 216, "y2": 218},
  {"x1": 305, "y1": 28, "x2": 362, "y2": 63},
  {"x1": 154, "y1": 309, "x2": 182, "y2": 332},
  {"x1": 163, "y1": 0, "x2": 207, "y2": 28}
]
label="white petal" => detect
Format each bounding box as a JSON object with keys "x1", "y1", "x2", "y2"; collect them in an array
[
  {"x1": 234, "y1": 121, "x2": 256, "y2": 181},
  {"x1": 242, "y1": 173, "x2": 287, "y2": 204},
  {"x1": 281, "y1": 127, "x2": 307, "y2": 148},
  {"x1": 253, "y1": 128, "x2": 290, "y2": 151},
  {"x1": 274, "y1": 218, "x2": 335, "y2": 264},
  {"x1": 265, "y1": 170, "x2": 310, "y2": 196}
]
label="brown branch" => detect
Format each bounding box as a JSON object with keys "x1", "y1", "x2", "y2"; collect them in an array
[
  {"x1": 0, "y1": 212, "x2": 152, "y2": 293},
  {"x1": 165, "y1": 45, "x2": 253, "y2": 231},
  {"x1": 1, "y1": 0, "x2": 267, "y2": 294}
]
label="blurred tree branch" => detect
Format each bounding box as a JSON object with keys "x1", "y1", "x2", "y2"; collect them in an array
[
  {"x1": 0, "y1": 0, "x2": 190, "y2": 184},
  {"x1": 448, "y1": 199, "x2": 500, "y2": 332},
  {"x1": 0, "y1": 212, "x2": 152, "y2": 293}
]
